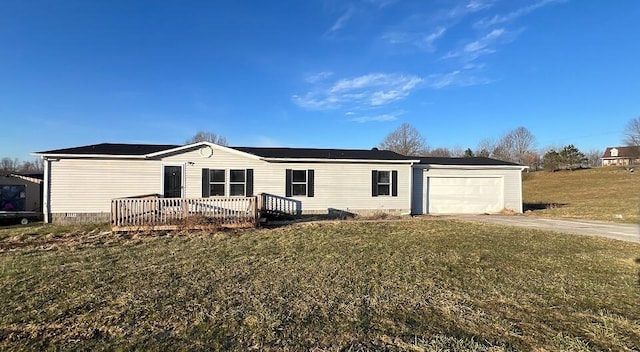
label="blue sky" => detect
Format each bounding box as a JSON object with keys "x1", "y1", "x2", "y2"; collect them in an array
[{"x1": 1, "y1": 0, "x2": 639, "y2": 160}]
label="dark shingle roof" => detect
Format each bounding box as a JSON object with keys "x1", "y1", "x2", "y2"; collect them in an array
[
  {"x1": 37, "y1": 143, "x2": 181, "y2": 156},
  {"x1": 602, "y1": 146, "x2": 640, "y2": 158},
  {"x1": 37, "y1": 143, "x2": 413, "y2": 160},
  {"x1": 232, "y1": 147, "x2": 412, "y2": 160},
  {"x1": 35, "y1": 143, "x2": 521, "y2": 166},
  {"x1": 418, "y1": 157, "x2": 521, "y2": 166}
]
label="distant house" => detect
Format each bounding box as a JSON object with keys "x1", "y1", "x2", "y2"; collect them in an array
[
  {"x1": 35, "y1": 142, "x2": 527, "y2": 224},
  {"x1": 0, "y1": 173, "x2": 43, "y2": 212},
  {"x1": 601, "y1": 146, "x2": 640, "y2": 166}
]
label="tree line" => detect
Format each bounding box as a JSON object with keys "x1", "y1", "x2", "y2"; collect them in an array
[
  {"x1": 7, "y1": 116, "x2": 640, "y2": 175},
  {"x1": 378, "y1": 123, "x2": 603, "y2": 171},
  {"x1": 0, "y1": 157, "x2": 44, "y2": 175}
]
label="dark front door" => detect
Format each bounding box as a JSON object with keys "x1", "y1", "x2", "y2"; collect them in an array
[{"x1": 164, "y1": 166, "x2": 182, "y2": 198}]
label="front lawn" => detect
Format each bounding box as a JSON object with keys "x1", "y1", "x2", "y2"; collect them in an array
[{"x1": 1, "y1": 220, "x2": 639, "y2": 350}]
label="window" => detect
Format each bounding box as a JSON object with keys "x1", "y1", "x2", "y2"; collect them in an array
[
  {"x1": 285, "y1": 169, "x2": 314, "y2": 197},
  {"x1": 209, "y1": 169, "x2": 225, "y2": 196},
  {"x1": 292, "y1": 170, "x2": 307, "y2": 196},
  {"x1": 229, "y1": 169, "x2": 246, "y2": 196},
  {"x1": 376, "y1": 171, "x2": 391, "y2": 196},
  {"x1": 372, "y1": 170, "x2": 397, "y2": 197},
  {"x1": 202, "y1": 168, "x2": 253, "y2": 197}
]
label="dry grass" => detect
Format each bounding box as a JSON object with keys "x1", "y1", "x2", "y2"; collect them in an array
[
  {"x1": 1, "y1": 220, "x2": 639, "y2": 351},
  {"x1": 522, "y1": 166, "x2": 640, "y2": 223}
]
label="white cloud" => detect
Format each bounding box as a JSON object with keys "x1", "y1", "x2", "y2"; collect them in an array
[
  {"x1": 464, "y1": 28, "x2": 504, "y2": 52},
  {"x1": 380, "y1": 0, "x2": 492, "y2": 53},
  {"x1": 350, "y1": 111, "x2": 404, "y2": 123},
  {"x1": 476, "y1": 0, "x2": 566, "y2": 27},
  {"x1": 327, "y1": 7, "x2": 354, "y2": 34},
  {"x1": 445, "y1": 0, "x2": 494, "y2": 21},
  {"x1": 293, "y1": 73, "x2": 423, "y2": 110},
  {"x1": 425, "y1": 27, "x2": 447, "y2": 44},
  {"x1": 305, "y1": 71, "x2": 334, "y2": 83},
  {"x1": 443, "y1": 27, "x2": 509, "y2": 61},
  {"x1": 363, "y1": 0, "x2": 397, "y2": 8},
  {"x1": 382, "y1": 26, "x2": 446, "y2": 52},
  {"x1": 426, "y1": 70, "x2": 492, "y2": 89}
]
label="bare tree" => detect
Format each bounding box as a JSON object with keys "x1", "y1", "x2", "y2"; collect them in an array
[
  {"x1": 379, "y1": 123, "x2": 428, "y2": 156},
  {"x1": 475, "y1": 138, "x2": 496, "y2": 158},
  {"x1": 522, "y1": 151, "x2": 542, "y2": 171},
  {"x1": 0, "y1": 157, "x2": 20, "y2": 174},
  {"x1": 427, "y1": 147, "x2": 452, "y2": 157},
  {"x1": 585, "y1": 149, "x2": 602, "y2": 167},
  {"x1": 186, "y1": 131, "x2": 228, "y2": 146},
  {"x1": 509, "y1": 127, "x2": 537, "y2": 164},
  {"x1": 450, "y1": 146, "x2": 465, "y2": 157},
  {"x1": 19, "y1": 158, "x2": 44, "y2": 173},
  {"x1": 623, "y1": 117, "x2": 640, "y2": 146},
  {"x1": 491, "y1": 127, "x2": 536, "y2": 165}
]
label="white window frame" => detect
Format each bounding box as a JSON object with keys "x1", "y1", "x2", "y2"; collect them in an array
[
  {"x1": 209, "y1": 169, "x2": 226, "y2": 196},
  {"x1": 229, "y1": 169, "x2": 246, "y2": 197},
  {"x1": 377, "y1": 170, "x2": 392, "y2": 196},
  {"x1": 291, "y1": 170, "x2": 308, "y2": 196}
]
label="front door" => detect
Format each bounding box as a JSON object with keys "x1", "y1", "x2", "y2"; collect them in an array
[{"x1": 163, "y1": 166, "x2": 183, "y2": 198}]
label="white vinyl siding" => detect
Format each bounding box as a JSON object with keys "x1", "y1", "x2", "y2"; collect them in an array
[
  {"x1": 48, "y1": 158, "x2": 160, "y2": 213},
  {"x1": 163, "y1": 147, "x2": 413, "y2": 213},
  {"x1": 46, "y1": 144, "x2": 524, "y2": 217},
  {"x1": 411, "y1": 167, "x2": 523, "y2": 214}
]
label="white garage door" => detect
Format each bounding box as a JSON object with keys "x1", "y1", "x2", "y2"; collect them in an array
[{"x1": 428, "y1": 177, "x2": 503, "y2": 214}]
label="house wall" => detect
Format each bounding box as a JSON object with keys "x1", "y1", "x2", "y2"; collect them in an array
[
  {"x1": 411, "y1": 167, "x2": 523, "y2": 214},
  {"x1": 46, "y1": 147, "x2": 414, "y2": 223},
  {"x1": 0, "y1": 175, "x2": 42, "y2": 212},
  {"x1": 602, "y1": 158, "x2": 637, "y2": 166},
  {"x1": 162, "y1": 147, "x2": 413, "y2": 215},
  {"x1": 48, "y1": 158, "x2": 160, "y2": 222}
]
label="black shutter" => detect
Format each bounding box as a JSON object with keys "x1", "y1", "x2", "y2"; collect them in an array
[
  {"x1": 307, "y1": 169, "x2": 314, "y2": 197},
  {"x1": 285, "y1": 169, "x2": 292, "y2": 197},
  {"x1": 371, "y1": 170, "x2": 378, "y2": 197},
  {"x1": 392, "y1": 170, "x2": 398, "y2": 197},
  {"x1": 202, "y1": 168, "x2": 210, "y2": 197},
  {"x1": 246, "y1": 169, "x2": 254, "y2": 196}
]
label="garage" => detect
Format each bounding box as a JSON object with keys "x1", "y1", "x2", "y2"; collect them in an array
[
  {"x1": 411, "y1": 158, "x2": 527, "y2": 215},
  {"x1": 427, "y1": 177, "x2": 503, "y2": 214}
]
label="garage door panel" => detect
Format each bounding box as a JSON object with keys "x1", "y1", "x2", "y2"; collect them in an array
[{"x1": 428, "y1": 177, "x2": 503, "y2": 214}]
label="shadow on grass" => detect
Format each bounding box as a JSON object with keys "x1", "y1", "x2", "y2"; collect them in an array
[{"x1": 523, "y1": 202, "x2": 568, "y2": 211}]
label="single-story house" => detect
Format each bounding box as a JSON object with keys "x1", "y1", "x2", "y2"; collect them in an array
[
  {"x1": 35, "y1": 142, "x2": 526, "y2": 223},
  {"x1": 601, "y1": 146, "x2": 640, "y2": 166},
  {"x1": 0, "y1": 173, "x2": 43, "y2": 212}
]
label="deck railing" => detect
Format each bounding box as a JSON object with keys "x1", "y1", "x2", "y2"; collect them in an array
[
  {"x1": 111, "y1": 196, "x2": 257, "y2": 231},
  {"x1": 258, "y1": 193, "x2": 301, "y2": 219}
]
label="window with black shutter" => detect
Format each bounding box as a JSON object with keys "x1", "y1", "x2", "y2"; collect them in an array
[
  {"x1": 202, "y1": 168, "x2": 253, "y2": 197},
  {"x1": 229, "y1": 169, "x2": 246, "y2": 196},
  {"x1": 286, "y1": 169, "x2": 314, "y2": 197},
  {"x1": 210, "y1": 169, "x2": 226, "y2": 196},
  {"x1": 372, "y1": 170, "x2": 398, "y2": 197}
]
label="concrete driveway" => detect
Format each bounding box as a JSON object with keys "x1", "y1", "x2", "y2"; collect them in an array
[{"x1": 455, "y1": 215, "x2": 640, "y2": 244}]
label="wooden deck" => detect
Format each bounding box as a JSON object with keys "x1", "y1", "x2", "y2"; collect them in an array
[{"x1": 111, "y1": 196, "x2": 258, "y2": 231}]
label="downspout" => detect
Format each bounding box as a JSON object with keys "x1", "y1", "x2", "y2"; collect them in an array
[
  {"x1": 518, "y1": 166, "x2": 527, "y2": 213},
  {"x1": 405, "y1": 161, "x2": 415, "y2": 216},
  {"x1": 43, "y1": 157, "x2": 51, "y2": 223}
]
